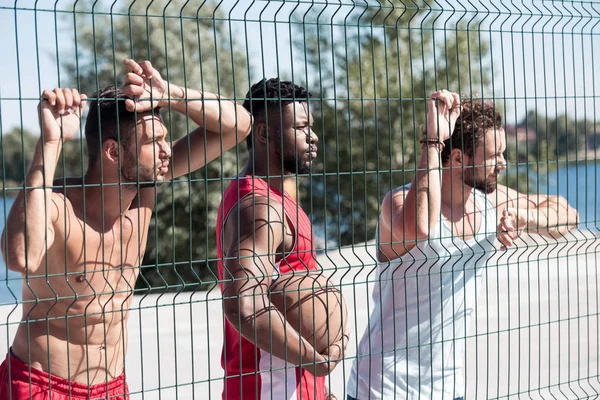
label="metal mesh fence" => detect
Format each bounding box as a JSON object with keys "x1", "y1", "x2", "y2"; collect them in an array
[{"x1": 0, "y1": 0, "x2": 597, "y2": 399}]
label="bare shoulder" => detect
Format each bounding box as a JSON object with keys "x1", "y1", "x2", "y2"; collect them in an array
[
  {"x1": 222, "y1": 193, "x2": 288, "y2": 258},
  {"x1": 49, "y1": 178, "x2": 81, "y2": 226},
  {"x1": 225, "y1": 193, "x2": 286, "y2": 230},
  {"x1": 381, "y1": 186, "x2": 410, "y2": 219}
]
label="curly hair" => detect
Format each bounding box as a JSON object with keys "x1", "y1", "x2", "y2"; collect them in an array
[
  {"x1": 441, "y1": 99, "x2": 503, "y2": 164},
  {"x1": 242, "y1": 78, "x2": 311, "y2": 149}
]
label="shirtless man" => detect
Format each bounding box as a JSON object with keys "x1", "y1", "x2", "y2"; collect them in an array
[{"x1": 0, "y1": 59, "x2": 252, "y2": 399}]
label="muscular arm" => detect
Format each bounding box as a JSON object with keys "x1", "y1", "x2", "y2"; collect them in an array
[
  {"x1": 494, "y1": 183, "x2": 579, "y2": 237},
  {"x1": 1, "y1": 140, "x2": 61, "y2": 274},
  {"x1": 122, "y1": 59, "x2": 252, "y2": 179},
  {"x1": 221, "y1": 196, "x2": 330, "y2": 376},
  {"x1": 378, "y1": 145, "x2": 442, "y2": 260},
  {"x1": 167, "y1": 85, "x2": 252, "y2": 178},
  {"x1": 1, "y1": 88, "x2": 85, "y2": 275},
  {"x1": 379, "y1": 91, "x2": 461, "y2": 261}
]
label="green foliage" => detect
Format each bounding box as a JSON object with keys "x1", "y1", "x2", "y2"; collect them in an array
[
  {"x1": 0, "y1": 127, "x2": 84, "y2": 192},
  {"x1": 502, "y1": 109, "x2": 596, "y2": 194},
  {"x1": 294, "y1": 1, "x2": 492, "y2": 247},
  {"x1": 0, "y1": 128, "x2": 37, "y2": 190}
]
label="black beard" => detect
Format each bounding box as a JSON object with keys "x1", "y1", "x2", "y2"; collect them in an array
[
  {"x1": 274, "y1": 135, "x2": 312, "y2": 175},
  {"x1": 120, "y1": 148, "x2": 159, "y2": 184},
  {"x1": 463, "y1": 168, "x2": 497, "y2": 194},
  {"x1": 282, "y1": 152, "x2": 311, "y2": 174}
]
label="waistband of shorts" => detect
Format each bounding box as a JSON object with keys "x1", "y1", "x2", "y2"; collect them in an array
[{"x1": 4, "y1": 349, "x2": 127, "y2": 397}]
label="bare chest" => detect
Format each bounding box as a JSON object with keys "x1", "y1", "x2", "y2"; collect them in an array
[{"x1": 48, "y1": 212, "x2": 147, "y2": 288}]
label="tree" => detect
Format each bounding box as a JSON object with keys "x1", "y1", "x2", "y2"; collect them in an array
[
  {"x1": 504, "y1": 109, "x2": 595, "y2": 194},
  {"x1": 0, "y1": 128, "x2": 37, "y2": 189},
  {"x1": 292, "y1": 1, "x2": 492, "y2": 247},
  {"x1": 62, "y1": 0, "x2": 250, "y2": 292},
  {"x1": 0, "y1": 127, "x2": 83, "y2": 190}
]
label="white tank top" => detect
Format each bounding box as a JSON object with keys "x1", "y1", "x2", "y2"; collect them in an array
[{"x1": 347, "y1": 187, "x2": 498, "y2": 399}]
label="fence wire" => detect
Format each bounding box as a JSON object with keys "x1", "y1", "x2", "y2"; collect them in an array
[{"x1": 0, "y1": 0, "x2": 597, "y2": 399}]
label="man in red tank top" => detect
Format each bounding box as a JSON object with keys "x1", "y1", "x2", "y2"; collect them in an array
[{"x1": 216, "y1": 79, "x2": 345, "y2": 400}]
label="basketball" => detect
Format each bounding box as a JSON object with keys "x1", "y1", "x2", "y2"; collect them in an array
[{"x1": 269, "y1": 271, "x2": 347, "y2": 354}]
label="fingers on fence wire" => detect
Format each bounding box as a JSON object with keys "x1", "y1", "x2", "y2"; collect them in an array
[
  {"x1": 124, "y1": 59, "x2": 163, "y2": 84},
  {"x1": 427, "y1": 90, "x2": 461, "y2": 142},
  {"x1": 500, "y1": 208, "x2": 517, "y2": 232},
  {"x1": 41, "y1": 87, "x2": 86, "y2": 116},
  {"x1": 40, "y1": 88, "x2": 87, "y2": 141},
  {"x1": 123, "y1": 59, "x2": 148, "y2": 78},
  {"x1": 497, "y1": 209, "x2": 521, "y2": 249},
  {"x1": 122, "y1": 59, "x2": 169, "y2": 112}
]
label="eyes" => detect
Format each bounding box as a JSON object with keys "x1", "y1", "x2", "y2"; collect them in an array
[
  {"x1": 295, "y1": 125, "x2": 312, "y2": 133},
  {"x1": 150, "y1": 135, "x2": 167, "y2": 144},
  {"x1": 486, "y1": 151, "x2": 505, "y2": 160}
]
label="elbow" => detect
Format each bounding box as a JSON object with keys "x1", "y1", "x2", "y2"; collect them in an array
[
  {"x1": 1, "y1": 235, "x2": 31, "y2": 275},
  {"x1": 4, "y1": 248, "x2": 29, "y2": 274},
  {"x1": 0, "y1": 230, "x2": 6, "y2": 265},
  {"x1": 4, "y1": 251, "x2": 28, "y2": 275},
  {"x1": 227, "y1": 112, "x2": 252, "y2": 141},
  {"x1": 223, "y1": 297, "x2": 241, "y2": 326},
  {"x1": 239, "y1": 126, "x2": 252, "y2": 143},
  {"x1": 6, "y1": 261, "x2": 27, "y2": 274},
  {"x1": 571, "y1": 210, "x2": 581, "y2": 229},
  {"x1": 414, "y1": 222, "x2": 434, "y2": 243},
  {"x1": 415, "y1": 227, "x2": 432, "y2": 241},
  {"x1": 223, "y1": 296, "x2": 255, "y2": 330}
]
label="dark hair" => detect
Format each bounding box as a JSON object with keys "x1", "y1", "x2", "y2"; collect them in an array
[
  {"x1": 85, "y1": 86, "x2": 150, "y2": 167},
  {"x1": 242, "y1": 78, "x2": 311, "y2": 149},
  {"x1": 441, "y1": 99, "x2": 503, "y2": 163}
]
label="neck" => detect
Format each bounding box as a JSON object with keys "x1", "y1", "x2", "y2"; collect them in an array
[
  {"x1": 241, "y1": 152, "x2": 288, "y2": 193},
  {"x1": 440, "y1": 168, "x2": 475, "y2": 213},
  {"x1": 84, "y1": 167, "x2": 138, "y2": 225}
]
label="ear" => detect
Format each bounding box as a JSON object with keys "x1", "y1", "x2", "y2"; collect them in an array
[
  {"x1": 450, "y1": 148, "x2": 464, "y2": 167},
  {"x1": 102, "y1": 139, "x2": 121, "y2": 164},
  {"x1": 253, "y1": 122, "x2": 268, "y2": 146}
]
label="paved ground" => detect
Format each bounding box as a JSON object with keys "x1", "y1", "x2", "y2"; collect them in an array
[{"x1": 1, "y1": 231, "x2": 600, "y2": 399}]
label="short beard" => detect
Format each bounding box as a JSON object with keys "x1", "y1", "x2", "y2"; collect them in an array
[
  {"x1": 120, "y1": 147, "x2": 158, "y2": 187},
  {"x1": 463, "y1": 168, "x2": 497, "y2": 194},
  {"x1": 274, "y1": 134, "x2": 312, "y2": 175}
]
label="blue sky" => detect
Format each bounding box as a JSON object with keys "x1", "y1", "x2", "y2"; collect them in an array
[{"x1": 2, "y1": 0, "x2": 600, "y2": 135}]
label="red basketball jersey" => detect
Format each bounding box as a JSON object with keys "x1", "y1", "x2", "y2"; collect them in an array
[{"x1": 216, "y1": 175, "x2": 325, "y2": 400}]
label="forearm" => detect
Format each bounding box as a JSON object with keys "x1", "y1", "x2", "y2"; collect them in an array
[
  {"x1": 164, "y1": 83, "x2": 252, "y2": 177},
  {"x1": 2, "y1": 139, "x2": 60, "y2": 273},
  {"x1": 163, "y1": 83, "x2": 251, "y2": 136},
  {"x1": 402, "y1": 144, "x2": 443, "y2": 239},
  {"x1": 225, "y1": 295, "x2": 320, "y2": 368},
  {"x1": 526, "y1": 196, "x2": 579, "y2": 236}
]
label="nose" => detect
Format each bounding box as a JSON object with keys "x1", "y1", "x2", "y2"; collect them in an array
[
  {"x1": 308, "y1": 128, "x2": 319, "y2": 145},
  {"x1": 161, "y1": 140, "x2": 172, "y2": 159},
  {"x1": 497, "y1": 154, "x2": 507, "y2": 171}
]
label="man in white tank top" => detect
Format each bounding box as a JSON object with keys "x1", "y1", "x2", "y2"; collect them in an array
[{"x1": 347, "y1": 90, "x2": 580, "y2": 400}]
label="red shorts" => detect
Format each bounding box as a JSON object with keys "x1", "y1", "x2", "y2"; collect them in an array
[{"x1": 0, "y1": 351, "x2": 130, "y2": 400}]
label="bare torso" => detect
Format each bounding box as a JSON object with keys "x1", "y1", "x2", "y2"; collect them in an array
[{"x1": 11, "y1": 182, "x2": 153, "y2": 385}]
